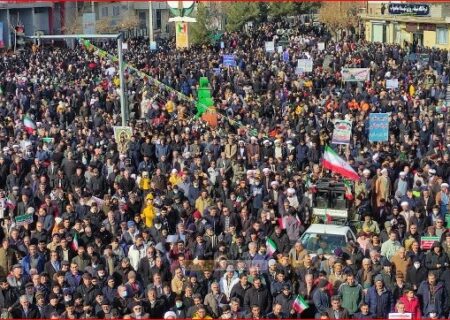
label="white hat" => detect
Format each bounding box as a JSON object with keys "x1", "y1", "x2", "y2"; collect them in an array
[
  {"x1": 262, "y1": 168, "x2": 271, "y2": 174},
  {"x1": 441, "y1": 183, "x2": 449, "y2": 188},
  {"x1": 271, "y1": 181, "x2": 279, "y2": 187},
  {"x1": 250, "y1": 136, "x2": 257, "y2": 141},
  {"x1": 246, "y1": 170, "x2": 254, "y2": 176},
  {"x1": 363, "y1": 169, "x2": 370, "y2": 175},
  {"x1": 164, "y1": 311, "x2": 177, "y2": 319},
  {"x1": 400, "y1": 201, "x2": 409, "y2": 207},
  {"x1": 171, "y1": 169, "x2": 178, "y2": 174},
  {"x1": 399, "y1": 172, "x2": 406, "y2": 177},
  {"x1": 27, "y1": 207, "x2": 35, "y2": 214},
  {"x1": 287, "y1": 188, "x2": 296, "y2": 195},
  {"x1": 286, "y1": 140, "x2": 293, "y2": 144},
  {"x1": 429, "y1": 169, "x2": 436, "y2": 174},
  {"x1": 263, "y1": 140, "x2": 271, "y2": 145},
  {"x1": 372, "y1": 153, "x2": 379, "y2": 161}
]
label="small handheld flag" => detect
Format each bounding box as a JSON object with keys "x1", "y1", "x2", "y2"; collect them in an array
[
  {"x1": 292, "y1": 295, "x2": 309, "y2": 313},
  {"x1": 266, "y1": 238, "x2": 277, "y2": 256}
]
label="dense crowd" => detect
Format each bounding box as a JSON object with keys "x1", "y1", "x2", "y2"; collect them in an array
[{"x1": 0, "y1": 15, "x2": 449, "y2": 319}]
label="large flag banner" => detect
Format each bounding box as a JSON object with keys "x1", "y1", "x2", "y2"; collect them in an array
[
  {"x1": 341, "y1": 68, "x2": 370, "y2": 82},
  {"x1": 369, "y1": 113, "x2": 389, "y2": 142},
  {"x1": 23, "y1": 115, "x2": 36, "y2": 134},
  {"x1": 293, "y1": 295, "x2": 309, "y2": 313},
  {"x1": 323, "y1": 146, "x2": 360, "y2": 181},
  {"x1": 331, "y1": 120, "x2": 352, "y2": 145}
]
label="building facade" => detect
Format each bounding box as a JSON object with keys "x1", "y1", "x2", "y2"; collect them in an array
[
  {"x1": 0, "y1": 1, "x2": 171, "y2": 49},
  {"x1": 360, "y1": 2, "x2": 450, "y2": 49}
]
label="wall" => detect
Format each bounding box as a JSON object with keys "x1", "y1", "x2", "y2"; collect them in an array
[{"x1": 423, "y1": 28, "x2": 450, "y2": 50}]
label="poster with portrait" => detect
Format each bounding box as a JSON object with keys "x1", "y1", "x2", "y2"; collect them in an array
[{"x1": 113, "y1": 126, "x2": 133, "y2": 154}]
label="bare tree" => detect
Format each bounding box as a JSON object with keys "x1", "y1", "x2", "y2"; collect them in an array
[
  {"x1": 319, "y1": 1, "x2": 366, "y2": 40},
  {"x1": 117, "y1": 10, "x2": 140, "y2": 32},
  {"x1": 96, "y1": 16, "x2": 115, "y2": 34}
]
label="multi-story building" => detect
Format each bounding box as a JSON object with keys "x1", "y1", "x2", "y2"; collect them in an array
[
  {"x1": 360, "y1": 2, "x2": 450, "y2": 49},
  {"x1": 0, "y1": 1, "x2": 171, "y2": 48}
]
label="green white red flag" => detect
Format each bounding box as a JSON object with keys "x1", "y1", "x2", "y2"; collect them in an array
[{"x1": 322, "y1": 146, "x2": 360, "y2": 181}]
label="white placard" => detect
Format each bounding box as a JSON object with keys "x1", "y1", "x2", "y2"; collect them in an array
[
  {"x1": 277, "y1": 45, "x2": 283, "y2": 53},
  {"x1": 386, "y1": 78, "x2": 399, "y2": 89},
  {"x1": 388, "y1": 313, "x2": 412, "y2": 319},
  {"x1": 318, "y1": 42, "x2": 325, "y2": 51},
  {"x1": 265, "y1": 41, "x2": 275, "y2": 52},
  {"x1": 122, "y1": 42, "x2": 128, "y2": 50},
  {"x1": 297, "y1": 59, "x2": 313, "y2": 72}
]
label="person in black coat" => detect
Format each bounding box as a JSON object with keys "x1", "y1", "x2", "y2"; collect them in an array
[
  {"x1": 10, "y1": 295, "x2": 41, "y2": 319},
  {"x1": 229, "y1": 274, "x2": 251, "y2": 307},
  {"x1": 42, "y1": 293, "x2": 64, "y2": 318},
  {"x1": 142, "y1": 288, "x2": 166, "y2": 318},
  {"x1": 0, "y1": 277, "x2": 19, "y2": 310},
  {"x1": 243, "y1": 277, "x2": 272, "y2": 316},
  {"x1": 406, "y1": 258, "x2": 428, "y2": 291},
  {"x1": 169, "y1": 295, "x2": 188, "y2": 318}
]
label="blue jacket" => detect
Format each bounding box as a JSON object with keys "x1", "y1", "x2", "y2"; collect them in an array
[
  {"x1": 21, "y1": 254, "x2": 45, "y2": 275},
  {"x1": 417, "y1": 280, "x2": 446, "y2": 317},
  {"x1": 365, "y1": 286, "x2": 394, "y2": 318},
  {"x1": 312, "y1": 288, "x2": 330, "y2": 315}
]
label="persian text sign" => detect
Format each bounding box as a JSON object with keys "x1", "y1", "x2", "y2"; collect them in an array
[
  {"x1": 369, "y1": 113, "x2": 389, "y2": 142},
  {"x1": 421, "y1": 236, "x2": 440, "y2": 250}
]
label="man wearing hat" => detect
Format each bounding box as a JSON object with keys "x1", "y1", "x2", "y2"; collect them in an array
[{"x1": 365, "y1": 274, "x2": 394, "y2": 318}]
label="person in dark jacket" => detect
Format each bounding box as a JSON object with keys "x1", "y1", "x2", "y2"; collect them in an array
[
  {"x1": 406, "y1": 258, "x2": 428, "y2": 291},
  {"x1": 42, "y1": 293, "x2": 64, "y2": 318},
  {"x1": 75, "y1": 273, "x2": 100, "y2": 306},
  {"x1": 170, "y1": 295, "x2": 188, "y2": 318},
  {"x1": 10, "y1": 295, "x2": 41, "y2": 319},
  {"x1": 229, "y1": 273, "x2": 250, "y2": 307},
  {"x1": 364, "y1": 275, "x2": 394, "y2": 318},
  {"x1": 417, "y1": 272, "x2": 446, "y2": 318},
  {"x1": 268, "y1": 226, "x2": 290, "y2": 254},
  {"x1": 312, "y1": 279, "x2": 330, "y2": 318},
  {"x1": 425, "y1": 241, "x2": 450, "y2": 279},
  {"x1": 243, "y1": 277, "x2": 272, "y2": 316},
  {"x1": 274, "y1": 286, "x2": 295, "y2": 317}
]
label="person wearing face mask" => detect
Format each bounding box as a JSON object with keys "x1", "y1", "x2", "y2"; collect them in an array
[{"x1": 169, "y1": 295, "x2": 187, "y2": 318}]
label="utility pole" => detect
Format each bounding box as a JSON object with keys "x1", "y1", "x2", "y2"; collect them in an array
[{"x1": 148, "y1": 1, "x2": 154, "y2": 44}]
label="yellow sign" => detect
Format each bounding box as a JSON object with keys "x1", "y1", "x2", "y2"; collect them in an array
[{"x1": 176, "y1": 21, "x2": 189, "y2": 49}]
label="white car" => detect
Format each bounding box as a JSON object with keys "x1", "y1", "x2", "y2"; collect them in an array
[{"x1": 299, "y1": 224, "x2": 357, "y2": 257}]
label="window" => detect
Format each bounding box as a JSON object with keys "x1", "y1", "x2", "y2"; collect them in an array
[
  {"x1": 156, "y1": 9, "x2": 162, "y2": 29},
  {"x1": 437, "y1": 27, "x2": 448, "y2": 45},
  {"x1": 101, "y1": 7, "x2": 108, "y2": 17},
  {"x1": 113, "y1": 6, "x2": 120, "y2": 16}
]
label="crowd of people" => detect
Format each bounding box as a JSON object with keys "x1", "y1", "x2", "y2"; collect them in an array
[{"x1": 0, "y1": 14, "x2": 449, "y2": 319}]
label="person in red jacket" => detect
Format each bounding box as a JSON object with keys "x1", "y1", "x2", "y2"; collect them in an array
[{"x1": 397, "y1": 286, "x2": 421, "y2": 319}]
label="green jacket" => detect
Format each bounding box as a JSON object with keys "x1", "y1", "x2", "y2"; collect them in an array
[{"x1": 338, "y1": 282, "x2": 363, "y2": 314}]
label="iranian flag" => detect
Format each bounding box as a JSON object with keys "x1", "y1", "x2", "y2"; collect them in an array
[
  {"x1": 266, "y1": 238, "x2": 277, "y2": 256},
  {"x1": 71, "y1": 233, "x2": 79, "y2": 251},
  {"x1": 292, "y1": 295, "x2": 309, "y2": 313},
  {"x1": 23, "y1": 115, "x2": 36, "y2": 134},
  {"x1": 322, "y1": 146, "x2": 360, "y2": 181}
]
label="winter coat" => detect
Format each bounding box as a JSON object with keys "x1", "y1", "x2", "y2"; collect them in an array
[
  {"x1": 398, "y1": 295, "x2": 421, "y2": 319},
  {"x1": 364, "y1": 285, "x2": 394, "y2": 318},
  {"x1": 338, "y1": 282, "x2": 363, "y2": 315},
  {"x1": 417, "y1": 280, "x2": 446, "y2": 317},
  {"x1": 243, "y1": 286, "x2": 272, "y2": 315}
]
